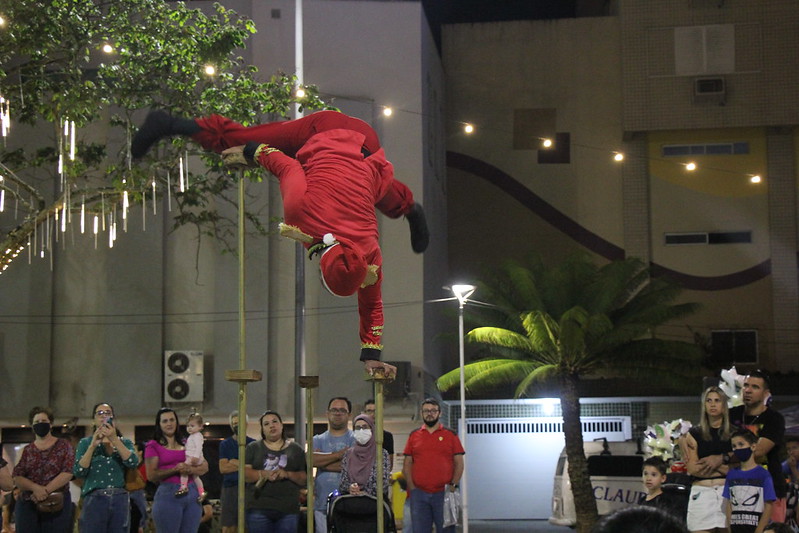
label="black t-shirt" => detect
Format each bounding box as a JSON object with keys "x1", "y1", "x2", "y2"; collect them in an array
[
  {"x1": 690, "y1": 426, "x2": 732, "y2": 463},
  {"x1": 383, "y1": 430, "x2": 394, "y2": 456},
  {"x1": 245, "y1": 440, "x2": 306, "y2": 514},
  {"x1": 638, "y1": 491, "x2": 686, "y2": 522},
  {"x1": 729, "y1": 405, "x2": 787, "y2": 498}
]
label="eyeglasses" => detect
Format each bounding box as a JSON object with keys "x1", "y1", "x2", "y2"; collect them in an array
[
  {"x1": 95, "y1": 410, "x2": 112, "y2": 417},
  {"x1": 328, "y1": 408, "x2": 349, "y2": 414},
  {"x1": 354, "y1": 425, "x2": 370, "y2": 430},
  {"x1": 422, "y1": 409, "x2": 439, "y2": 415}
]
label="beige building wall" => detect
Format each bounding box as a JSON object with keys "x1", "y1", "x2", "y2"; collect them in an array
[{"x1": 444, "y1": 3, "x2": 799, "y2": 373}]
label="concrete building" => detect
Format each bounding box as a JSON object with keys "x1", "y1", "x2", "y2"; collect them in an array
[
  {"x1": 445, "y1": 0, "x2": 799, "y2": 374},
  {"x1": 0, "y1": 1, "x2": 448, "y2": 439}
]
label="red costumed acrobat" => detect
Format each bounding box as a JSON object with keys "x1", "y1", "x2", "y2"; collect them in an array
[{"x1": 131, "y1": 110, "x2": 429, "y2": 377}]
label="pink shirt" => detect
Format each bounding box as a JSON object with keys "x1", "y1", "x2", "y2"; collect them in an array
[{"x1": 145, "y1": 440, "x2": 188, "y2": 485}]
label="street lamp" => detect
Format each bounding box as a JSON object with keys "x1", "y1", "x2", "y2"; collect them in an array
[{"x1": 451, "y1": 283, "x2": 475, "y2": 533}]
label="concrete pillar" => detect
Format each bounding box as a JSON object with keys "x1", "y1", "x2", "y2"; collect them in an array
[
  {"x1": 622, "y1": 133, "x2": 651, "y2": 264},
  {"x1": 766, "y1": 128, "x2": 799, "y2": 371}
]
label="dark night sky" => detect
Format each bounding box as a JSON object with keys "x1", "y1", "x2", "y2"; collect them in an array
[{"x1": 421, "y1": 0, "x2": 579, "y2": 50}]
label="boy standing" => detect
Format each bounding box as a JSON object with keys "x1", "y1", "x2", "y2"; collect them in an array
[
  {"x1": 724, "y1": 429, "x2": 777, "y2": 533},
  {"x1": 640, "y1": 457, "x2": 685, "y2": 520}
]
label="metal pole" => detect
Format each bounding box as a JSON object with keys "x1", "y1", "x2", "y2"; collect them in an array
[
  {"x1": 293, "y1": 0, "x2": 307, "y2": 451},
  {"x1": 458, "y1": 302, "x2": 469, "y2": 533}
]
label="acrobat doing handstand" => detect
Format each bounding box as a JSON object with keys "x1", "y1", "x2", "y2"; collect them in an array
[{"x1": 131, "y1": 110, "x2": 429, "y2": 377}]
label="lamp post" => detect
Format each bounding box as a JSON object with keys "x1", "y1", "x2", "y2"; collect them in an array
[{"x1": 451, "y1": 283, "x2": 475, "y2": 533}]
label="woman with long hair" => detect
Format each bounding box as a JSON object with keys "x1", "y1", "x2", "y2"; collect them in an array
[
  {"x1": 680, "y1": 386, "x2": 733, "y2": 533},
  {"x1": 244, "y1": 410, "x2": 306, "y2": 532},
  {"x1": 73, "y1": 402, "x2": 138, "y2": 532},
  {"x1": 13, "y1": 406, "x2": 74, "y2": 533},
  {"x1": 145, "y1": 407, "x2": 207, "y2": 533}
]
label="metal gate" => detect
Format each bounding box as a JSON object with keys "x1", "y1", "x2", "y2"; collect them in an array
[{"x1": 465, "y1": 416, "x2": 632, "y2": 519}]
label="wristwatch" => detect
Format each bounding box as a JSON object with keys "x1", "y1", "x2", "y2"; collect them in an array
[{"x1": 722, "y1": 453, "x2": 730, "y2": 465}]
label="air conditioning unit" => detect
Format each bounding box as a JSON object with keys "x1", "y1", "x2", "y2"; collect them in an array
[
  {"x1": 693, "y1": 77, "x2": 726, "y2": 104},
  {"x1": 163, "y1": 350, "x2": 204, "y2": 402}
]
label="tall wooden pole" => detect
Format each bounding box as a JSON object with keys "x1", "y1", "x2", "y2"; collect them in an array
[
  {"x1": 299, "y1": 376, "x2": 318, "y2": 533},
  {"x1": 367, "y1": 369, "x2": 394, "y2": 533},
  {"x1": 225, "y1": 172, "x2": 262, "y2": 532}
]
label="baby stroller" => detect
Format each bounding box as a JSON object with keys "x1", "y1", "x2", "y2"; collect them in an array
[{"x1": 327, "y1": 492, "x2": 397, "y2": 533}]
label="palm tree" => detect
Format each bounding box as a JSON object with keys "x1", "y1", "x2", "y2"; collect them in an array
[{"x1": 437, "y1": 254, "x2": 701, "y2": 533}]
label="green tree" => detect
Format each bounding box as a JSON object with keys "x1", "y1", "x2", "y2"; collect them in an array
[
  {"x1": 437, "y1": 254, "x2": 701, "y2": 533},
  {"x1": 0, "y1": 0, "x2": 329, "y2": 272}
]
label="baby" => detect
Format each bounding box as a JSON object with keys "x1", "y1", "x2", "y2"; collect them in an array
[{"x1": 176, "y1": 413, "x2": 205, "y2": 500}]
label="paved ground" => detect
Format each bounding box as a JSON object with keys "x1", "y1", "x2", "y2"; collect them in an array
[{"x1": 466, "y1": 520, "x2": 568, "y2": 532}]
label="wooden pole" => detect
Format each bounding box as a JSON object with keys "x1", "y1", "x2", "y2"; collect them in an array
[
  {"x1": 366, "y1": 369, "x2": 394, "y2": 533},
  {"x1": 224, "y1": 172, "x2": 262, "y2": 532},
  {"x1": 299, "y1": 376, "x2": 319, "y2": 533}
]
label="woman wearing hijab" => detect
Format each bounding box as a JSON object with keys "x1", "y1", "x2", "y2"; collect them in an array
[{"x1": 339, "y1": 414, "x2": 391, "y2": 498}]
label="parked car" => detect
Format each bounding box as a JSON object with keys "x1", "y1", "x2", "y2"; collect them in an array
[{"x1": 549, "y1": 440, "x2": 645, "y2": 527}]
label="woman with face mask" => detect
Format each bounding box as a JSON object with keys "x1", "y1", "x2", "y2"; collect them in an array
[
  {"x1": 12, "y1": 406, "x2": 75, "y2": 533},
  {"x1": 339, "y1": 414, "x2": 391, "y2": 498}
]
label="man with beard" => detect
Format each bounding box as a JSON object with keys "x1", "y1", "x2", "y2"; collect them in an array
[
  {"x1": 729, "y1": 370, "x2": 788, "y2": 522},
  {"x1": 312, "y1": 397, "x2": 355, "y2": 533},
  {"x1": 402, "y1": 398, "x2": 464, "y2": 533}
]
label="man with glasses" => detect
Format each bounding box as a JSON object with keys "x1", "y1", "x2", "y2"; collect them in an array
[
  {"x1": 312, "y1": 397, "x2": 355, "y2": 533},
  {"x1": 363, "y1": 399, "x2": 394, "y2": 469},
  {"x1": 402, "y1": 398, "x2": 464, "y2": 533}
]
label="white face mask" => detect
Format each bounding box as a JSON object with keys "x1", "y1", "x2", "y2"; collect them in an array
[{"x1": 354, "y1": 428, "x2": 372, "y2": 445}]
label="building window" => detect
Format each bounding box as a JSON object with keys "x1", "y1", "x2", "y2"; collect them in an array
[
  {"x1": 662, "y1": 142, "x2": 749, "y2": 157},
  {"x1": 664, "y1": 231, "x2": 751, "y2": 245},
  {"x1": 711, "y1": 330, "x2": 758, "y2": 364}
]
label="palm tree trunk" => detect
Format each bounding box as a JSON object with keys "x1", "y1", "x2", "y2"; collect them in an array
[{"x1": 560, "y1": 373, "x2": 598, "y2": 533}]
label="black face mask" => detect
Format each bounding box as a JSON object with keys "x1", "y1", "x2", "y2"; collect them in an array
[
  {"x1": 734, "y1": 448, "x2": 754, "y2": 462},
  {"x1": 32, "y1": 422, "x2": 51, "y2": 438}
]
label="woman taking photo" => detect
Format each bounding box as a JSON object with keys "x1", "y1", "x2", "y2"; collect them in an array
[
  {"x1": 680, "y1": 386, "x2": 732, "y2": 533},
  {"x1": 13, "y1": 406, "x2": 74, "y2": 533},
  {"x1": 145, "y1": 407, "x2": 207, "y2": 533},
  {"x1": 244, "y1": 410, "x2": 306, "y2": 532},
  {"x1": 73, "y1": 402, "x2": 138, "y2": 533},
  {"x1": 339, "y1": 414, "x2": 391, "y2": 498}
]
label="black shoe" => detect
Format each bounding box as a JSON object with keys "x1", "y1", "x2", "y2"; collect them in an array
[
  {"x1": 406, "y1": 203, "x2": 429, "y2": 253},
  {"x1": 131, "y1": 110, "x2": 175, "y2": 159}
]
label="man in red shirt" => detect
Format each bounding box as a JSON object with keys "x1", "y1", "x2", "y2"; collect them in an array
[
  {"x1": 132, "y1": 110, "x2": 428, "y2": 377},
  {"x1": 403, "y1": 398, "x2": 464, "y2": 533}
]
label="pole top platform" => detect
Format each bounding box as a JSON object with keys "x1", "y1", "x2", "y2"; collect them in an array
[
  {"x1": 225, "y1": 369, "x2": 263, "y2": 383},
  {"x1": 298, "y1": 376, "x2": 320, "y2": 388}
]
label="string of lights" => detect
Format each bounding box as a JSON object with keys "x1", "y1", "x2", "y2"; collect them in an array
[{"x1": 0, "y1": 9, "x2": 767, "y2": 278}]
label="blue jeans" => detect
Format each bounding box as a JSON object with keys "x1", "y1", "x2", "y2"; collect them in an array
[
  {"x1": 15, "y1": 492, "x2": 74, "y2": 533},
  {"x1": 79, "y1": 487, "x2": 129, "y2": 533},
  {"x1": 246, "y1": 509, "x2": 299, "y2": 533},
  {"x1": 410, "y1": 488, "x2": 453, "y2": 533},
  {"x1": 151, "y1": 482, "x2": 202, "y2": 533}
]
